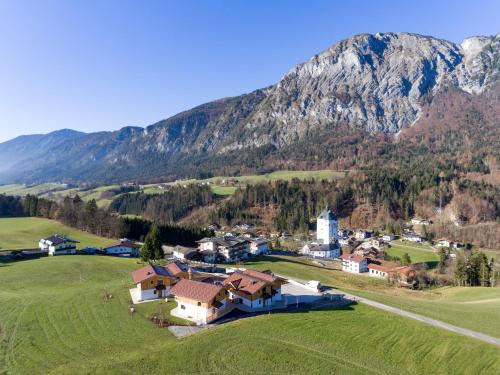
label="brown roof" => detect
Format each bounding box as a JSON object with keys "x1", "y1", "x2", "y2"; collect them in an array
[
  {"x1": 170, "y1": 279, "x2": 223, "y2": 303},
  {"x1": 132, "y1": 264, "x2": 175, "y2": 284},
  {"x1": 165, "y1": 261, "x2": 186, "y2": 277},
  {"x1": 222, "y1": 269, "x2": 282, "y2": 295},
  {"x1": 340, "y1": 253, "x2": 366, "y2": 263},
  {"x1": 131, "y1": 262, "x2": 187, "y2": 284},
  {"x1": 104, "y1": 240, "x2": 140, "y2": 250}
]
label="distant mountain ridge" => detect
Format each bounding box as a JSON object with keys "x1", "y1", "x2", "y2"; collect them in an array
[{"x1": 0, "y1": 32, "x2": 498, "y2": 184}]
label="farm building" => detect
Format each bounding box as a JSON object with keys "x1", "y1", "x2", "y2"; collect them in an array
[
  {"x1": 39, "y1": 235, "x2": 78, "y2": 256},
  {"x1": 103, "y1": 239, "x2": 140, "y2": 257}
]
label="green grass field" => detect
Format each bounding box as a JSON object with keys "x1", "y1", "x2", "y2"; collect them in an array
[
  {"x1": 0, "y1": 256, "x2": 498, "y2": 374},
  {"x1": 242, "y1": 255, "x2": 500, "y2": 338},
  {"x1": 0, "y1": 217, "x2": 116, "y2": 251},
  {"x1": 385, "y1": 240, "x2": 439, "y2": 266},
  {"x1": 0, "y1": 183, "x2": 68, "y2": 196}
]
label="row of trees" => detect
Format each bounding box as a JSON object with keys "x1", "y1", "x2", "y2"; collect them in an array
[
  {"x1": 454, "y1": 252, "x2": 500, "y2": 287},
  {"x1": 1, "y1": 194, "x2": 212, "y2": 249},
  {"x1": 109, "y1": 185, "x2": 216, "y2": 223}
]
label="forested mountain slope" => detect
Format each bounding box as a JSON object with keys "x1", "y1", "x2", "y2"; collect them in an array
[{"x1": 0, "y1": 32, "x2": 498, "y2": 184}]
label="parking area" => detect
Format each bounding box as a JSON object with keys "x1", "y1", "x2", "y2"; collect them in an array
[{"x1": 281, "y1": 281, "x2": 325, "y2": 304}]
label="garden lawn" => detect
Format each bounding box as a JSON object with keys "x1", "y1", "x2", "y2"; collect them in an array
[
  {"x1": 0, "y1": 217, "x2": 116, "y2": 250},
  {"x1": 0, "y1": 256, "x2": 499, "y2": 374}
]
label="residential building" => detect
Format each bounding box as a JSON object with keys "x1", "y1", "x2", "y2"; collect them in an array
[
  {"x1": 172, "y1": 245, "x2": 198, "y2": 261},
  {"x1": 300, "y1": 243, "x2": 341, "y2": 258},
  {"x1": 435, "y1": 238, "x2": 463, "y2": 249},
  {"x1": 223, "y1": 269, "x2": 284, "y2": 309},
  {"x1": 131, "y1": 262, "x2": 188, "y2": 301},
  {"x1": 103, "y1": 239, "x2": 140, "y2": 257},
  {"x1": 411, "y1": 218, "x2": 431, "y2": 225},
  {"x1": 361, "y1": 239, "x2": 381, "y2": 250},
  {"x1": 402, "y1": 231, "x2": 423, "y2": 243},
  {"x1": 340, "y1": 253, "x2": 368, "y2": 273},
  {"x1": 249, "y1": 238, "x2": 270, "y2": 255},
  {"x1": 368, "y1": 263, "x2": 416, "y2": 286},
  {"x1": 355, "y1": 229, "x2": 373, "y2": 240},
  {"x1": 170, "y1": 279, "x2": 229, "y2": 324},
  {"x1": 39, "y1": 235, "x2": 78, "y2": 256},
  {"x1": 382, "y1": 234, "x2": 396, "y2": 242},
  {"x1": 197, "y1": 236, "x2": 250, "y2": 262}
]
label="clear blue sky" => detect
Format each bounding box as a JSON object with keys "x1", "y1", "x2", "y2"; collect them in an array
[{"x1": 0, "y1": 0, "x2": 498, "y2": 142}]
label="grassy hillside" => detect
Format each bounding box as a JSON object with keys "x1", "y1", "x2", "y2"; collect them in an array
[
  {"x1": 0, "y1": 183, "x2": 67, "y2": 196},
  {"x1": 385, "y1": 240, "x2": 439, "y2": 266},
  {"x1": 242, "y1": 255, "x2": 500, "y2": 338},
  {"x1": 0, "y1": 256, "x2": 498, "y2": 374},
  {"x1": 0, "y1": 217, "x2": 116, "y2": 250}
]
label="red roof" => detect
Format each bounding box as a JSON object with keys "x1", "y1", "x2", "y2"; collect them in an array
[
  {"x1": 340, "y1": 253, "x2": 366, "y2": 263},
  {"x1": 104, "y1": 240, "x2": 140, "y2": 250},
  {"x1": 170, "y1": 279, "x2": 223, "y2": 303}
]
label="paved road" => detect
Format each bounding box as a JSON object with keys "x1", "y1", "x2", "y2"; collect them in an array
[
  {"x1": 342, "y1": 292, "x2": 500, "y2": 347},
  {"x1": 281, "y1": 275, "x2": 500, "y2": 347}
]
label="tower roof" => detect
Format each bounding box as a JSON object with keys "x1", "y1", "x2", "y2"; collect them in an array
[{"x1": 318, "y1": 208, "x2": 337, "y2": 221}]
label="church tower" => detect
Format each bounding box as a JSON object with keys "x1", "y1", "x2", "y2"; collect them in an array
[{"x1": 316, "y1": 207, "x2": 338, "y2": 245}]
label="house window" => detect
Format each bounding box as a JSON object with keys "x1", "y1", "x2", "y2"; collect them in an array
[
  {"x1": 258, "y1": 300, "x2": 261, "y2": 305},
  {"x1": 197, "y1": 302, "x2": 201, "y2": 306},
  {"x1": 151, "y1": 280, "x2": 154, "y2": 285},
  {"x1": 157, "y1": 279, "x2": 164, "y2": 286},
  {"x1": 181, "y1": 305, "x2": 186, "y2": 310}
]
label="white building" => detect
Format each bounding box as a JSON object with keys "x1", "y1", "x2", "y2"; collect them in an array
[
  {"x1": 172, "y1": 245, "x2": 198, "y2": 260},
  {"x1": 340, "y1": 253, "x2": 368, "y2": 273},
  {"x1": 402, "y1": 232, "x2": 423, "y2": 243},
  {"x1": 382, "y1": 234, "x2": 396, "y2": 242},
  {"x1": 355, "y1": 229, "x2": 373, "y2": 240},
  {"x1": 316, "y1": 208, "x2": 339, "y2": 244},
  {"x1": 103, "y1": 239, "x2": 140, "y2": 257},
  {"x1": 170, "y1": 279, "x2": 229, "y2": 325},
  {"x1": 249, "y1": 238, "x2": 270, "y2": 255},
  {"x1": 300, "y1": 243, "x2": 341, "y2": 259},
  {"x1": 39, "y1": 235, "x2": 78, "y2": 256}
]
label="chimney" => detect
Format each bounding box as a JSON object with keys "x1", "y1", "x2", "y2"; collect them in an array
[{"x1": 188, "y1": 267, "x2": 193, "y2": 280}]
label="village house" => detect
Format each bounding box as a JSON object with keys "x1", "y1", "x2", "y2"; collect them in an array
[
  {"x1": 368, "y1": 263, "x2": 416, "y2": 287},
  {"x1": 249, "y1": 237, "x2": 270, "y2": 255},
  {"x1": 340, "y1": 253, "x2": 368, "y2": 273},
  {"x1": 382, "y1": 234, "x2": 396, "y2": 242},
  {"x1": 131, "y1": 262, "x2": 189, "y2": 302},
  {"x1": 170, "y1": 279, "x2": 229, "y2": 324},
  {"x1": 172, "y1": 245, "x2": 198, "y2": 261},
  {"x1": 355, "y1": 229, "x2": 373, "y2": 240},
  {"x1": 361, "y1": 239, "x2": 381, "y2": 250},
  {"x1": 435, "y1": 238, "x2": 464, "y2": 249},
  {"x1": 39, "y1": 235, "x2": 78, "y2": 256},
  {"x1": 402, "y1": 231, "x2": 423, "y2": 243},
  {"x1": 103, "y1": 239, "x2": 140, "y2": 257},
  {"x1": 197, "y1": 236, "x2": 250, "y2": 262},
  {"x1": 223, "y1": 269, "x2": 285, "y2": 309},
  {"x1": 411, "y1": 218, "x2": 431, "y2": 225}
]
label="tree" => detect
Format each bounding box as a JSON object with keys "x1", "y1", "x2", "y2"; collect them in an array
[
  {"x1": 454, "y1": 254, "x2": 467, "y2": 286},
  {"x1": 401, "y1": 253, "x2": 412, "y2": 266},
  {"x1": 141, "y1": 224, "x2": 163, "y2": 261},
  {"x1": 438, "y1": 248, "x2": 447, "y2": 274}
]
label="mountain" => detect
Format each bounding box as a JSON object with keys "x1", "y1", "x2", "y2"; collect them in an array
[
  {"x1": 0, "y1": 32, "x2": 498, "y2": 184},
  {"x1": 0, "y1": 129, "x2": 85, "y2": 174}
]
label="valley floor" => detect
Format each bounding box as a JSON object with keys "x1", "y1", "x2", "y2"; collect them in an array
[{"x1": 0, "y1": 256, "x2": 499, "y2": 374}]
